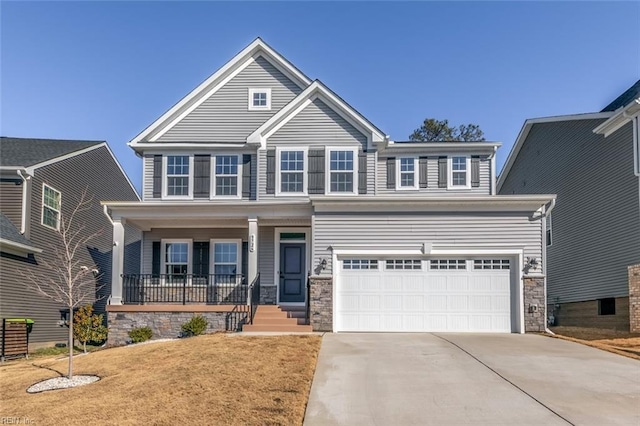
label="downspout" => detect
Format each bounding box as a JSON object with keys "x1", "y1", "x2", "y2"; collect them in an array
[
  {"x1": 541, "y1": 199, "x2": 556, "y2": 335},
  {"x1": 16, "y1": 169, "x2": 31, "y2": 235}
]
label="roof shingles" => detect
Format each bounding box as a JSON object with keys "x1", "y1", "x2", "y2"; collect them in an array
[{"x1": 0, "y1": 137, "x2": 103, "y2": 167}]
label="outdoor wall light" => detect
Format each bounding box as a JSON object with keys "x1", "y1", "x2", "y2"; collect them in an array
[{"x1": 320, "y1": 258, "x2": 328, "y2": 270}]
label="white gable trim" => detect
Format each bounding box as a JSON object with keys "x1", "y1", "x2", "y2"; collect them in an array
[
  {"x1": 497, "y1": 112, "x2": 614, "y2": 191},
  {"x1": 129, "y1": 38, "x2": 312, "y2": 146},
  {"x1": 593, "y1": 98, "x2": 640, "y2": 137},
  {"x1": 247, "y1": 81, "x2": 386, "y2": 150}
]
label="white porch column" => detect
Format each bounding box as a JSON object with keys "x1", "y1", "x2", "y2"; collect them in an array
[
  {"x1": 248, "y1": 218, "x2": 259, "y2": 284},
  {"x1": 110, "y1": 219, "x2": 125, "y2": 305}
]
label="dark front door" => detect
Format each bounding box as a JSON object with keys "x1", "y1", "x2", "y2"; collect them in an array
[{"x1": 279, "y1": 243, "x2": 306, "y2": 303}]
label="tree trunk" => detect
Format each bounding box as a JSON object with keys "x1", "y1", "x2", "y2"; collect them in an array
[
  {"x1": 68, "y1": 312, "x2": 74, "y2": 379},
  {"x1": 83, "y1": 340, "x2": 87, "y2": 353}
]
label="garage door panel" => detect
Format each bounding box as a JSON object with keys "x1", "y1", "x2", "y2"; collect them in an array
[{"x1": 337, "y1": 257, "x2": 513, "y2": 333}]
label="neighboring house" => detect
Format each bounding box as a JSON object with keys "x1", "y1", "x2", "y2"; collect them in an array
[
  {"x1": 104, "y1": 38, "x2": 554, "y2": 344},
  {"x1": 498, "y1": 80, "x2": 640, "y2": 331},
  {"x1": 0, "y1": 137, "x2": 140, "y2": 348}
]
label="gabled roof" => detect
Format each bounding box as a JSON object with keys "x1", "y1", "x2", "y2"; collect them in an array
[
  {"x1": 129, "y1": 38, "x2": 313, "y2": 146},
  {"x1": 601, "y1": 80, "x2": 640, "y2": 112},
  {"x1": 247, "y1": 80, "x2": 387, "y2": 149},
  {"x1": 0, "y1": 213, "x2": 41, "y2": 255},
  {"x1": 496, "y1": 112, "x2": 613, "y2": 191},
  {"x1": 0, "y1": 137, "x2": 102, "y2": 167}
]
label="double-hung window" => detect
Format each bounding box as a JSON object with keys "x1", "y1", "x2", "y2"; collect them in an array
[
  {"x1": 166, "y1": 155, "x2": 191, "y2": 197},
  {"x1": 449, "y1": 156, "x2": 470, "y2": 188},
  {"x1": 211, "y1": 240, "x2": 241, "y2": 285},
  {"x1": 214, "y1": 155, "x2": 240, "y2": 197},
  {"x1": 327, "y1": 148, "x2": 357, "y2": 194},
  {"x1": 278, "y1": 149, "x2": 306, "y2": 194},
  {"x1": 42, "y1": 184, "x2": 61, "y2": 230},
  {"x1": 397, "y1": 157, "x2": 418, "y2": 189},
  {"x1": 248, "y1": 88, "x2": 271, "y2": 110}
]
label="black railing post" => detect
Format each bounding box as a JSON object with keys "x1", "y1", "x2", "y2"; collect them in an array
[
  {"x1": 305, "y1": 273, "x2": 311, "y2": 326},
  {"x1": 182, "y1": 275, "x2": 187, "y2": 305}
]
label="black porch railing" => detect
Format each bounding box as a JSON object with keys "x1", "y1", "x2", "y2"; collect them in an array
[
  {"x1": 122, "y1": 274, "x2": 247, "y2": 305},
  {"x1": 249, "y1": 273, "x2": 260, "y2": 324},
  {"x1": 305, "y1": 273, "x2": 311, "y2": 326}
]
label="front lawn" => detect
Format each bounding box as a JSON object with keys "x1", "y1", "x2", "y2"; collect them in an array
[{"x1": 1, "y1": 334, "x2": 321, "y2": 425}]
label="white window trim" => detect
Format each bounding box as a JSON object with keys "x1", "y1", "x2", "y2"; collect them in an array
[
  {"x1": 41, "y1": 183, "x2": 61, "y2": 231},
  {"x1": 325, "y1": 146, "x2": 359, "y2": 195},
  {"x1": 160, "y1": 239, "x2": 193, "y2": 285},
  {"x1": 211, "y1": 154, "x2": 242, "y2": 199},
  {"x1": 276, "y1": 147, "x2": 308, "y2": 196},
  {"x1": 162, "y1": 154, "x2": 194, "y2": 200},
  {"x1": 248, "y1": 88, "x2": 272, "y2": 111},
  {"x1": 396, "y1": 157, "x2": 419, "y2": 190},
  {"x1": 448, "y1": 156, "x2": 471, "y2": 189},
  {"x1": 210, "y1": 239, "x2": 243, "y2": 285}
]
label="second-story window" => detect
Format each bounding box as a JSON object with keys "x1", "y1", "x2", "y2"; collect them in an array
[
  {"x1": 42, "y1": 184, "x2": 61, "y2": 230},
  {"x1": 166, "y1": 155, "x2": 190, "y2": 197},
  {"x1": 214, "y1": 155, "x2": 239, "y2": 197},
  {"x1": 398, "y1": 157, "x2": 417, "y2": 189},
  {"x1": 279, "y1": 150, "x2": 305, "y2": 194},
  {"x1": 450, "y1": 156, "x2": 469, "y2": 187},
  {"x1": 328, "y1": 149, "x2": 356, "y2": 193},
  {"x1": 248, "y1": 88, "x2": 271, "y2": 111}
]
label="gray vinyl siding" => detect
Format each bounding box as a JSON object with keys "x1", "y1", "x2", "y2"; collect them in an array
[
  {"x1": 376, "y1": 155, "x2": 491, "y2": 195},
  {"x1": 158, "y1": 56, "x2": 303, "y2": 143},
  {"x1": 268, "y1": 98, "x2": 368, "y2": 149},
  {"x1": 366, "y1": 152, "x2": 376, "y2": 194},
  {"x1": 0, "y1": 146, "x2": 140, "y2": 344},
  {"x1": 0, "y1": 179, "x2": 23, "y2": 229},
  {"x1": 499, "y1": 119, "x2": 639, "y2": 304},
  {"x1": 258, "y1": 226, "x2": 275, "y2": 287},
  {"x1": 141, "y1": 228, "x2": 248, "y2": 274},
  {"x1": 313, "y1": 211, "x2": 542, "y2": 276}
]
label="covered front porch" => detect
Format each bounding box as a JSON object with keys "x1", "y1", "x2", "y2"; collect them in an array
[{"x1": 102, "y1": 201, "x2": 315, "y2": 341}]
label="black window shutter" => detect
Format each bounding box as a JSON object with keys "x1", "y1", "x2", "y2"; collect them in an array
[
  {"x1": 242, "y1": 154, "x2": 252, "y2": 199},
  {"x1": 358, "y1": 151, "x2": 367, "y2": 194},
  {"x1": 419, "y1": 157, "x2": 428, "y2": 188},
  {"x1": 192, "y1": 242, "x2": 210, "y2": 276},
  {"x1": 152, "y1": 241, "x2": 161, "y2": 275},
  {"x1": 308, "y1": 149, "x2": 326, "y2": 194},
  {"x1": 438, "y1": 157, "x2": 447, "y2": 188},
  {"x1": 194, "y1": 155, "x2": 210, "y2": 199},
  {"x1": 152, "y1": 155, "x2": 162, "y2": 198},
  {"x1": 471, "y1": 156, "x2": 480, "y2": 187},
  {"x1": 386, "y1": 157, "x2": 396, "y2": 189},
  {"x1": 242, "y1": 241, "x2": 249, "y2": 281},
  {"x1": 266, "y1": 149, "x2": 276, "y2": 194}
]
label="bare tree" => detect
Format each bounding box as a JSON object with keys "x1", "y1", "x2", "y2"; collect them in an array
[{"x1": 25, "y1": 189, "x2": 102, "y2": 379}]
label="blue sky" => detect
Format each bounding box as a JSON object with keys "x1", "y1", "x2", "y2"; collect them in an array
[{"x1": 2, "y1": 1, "x2": 638, "y2": 193}]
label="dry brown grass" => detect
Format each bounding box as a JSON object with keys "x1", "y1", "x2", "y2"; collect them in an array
[
  {"x1": 549, "y1": 326, "x2": 640, "y2": 360},
  {"x1": 1, "y1": 334, "x2": 322, "y2": 425}
]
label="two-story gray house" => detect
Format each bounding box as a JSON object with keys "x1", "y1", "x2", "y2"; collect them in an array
[
  {"x1": 0, "y1": 137, "x2": 140, "y2": 348},
  {"x1": 104, "y1": 39, "x2": 555, "y2": 344},
  {"x1": 498, "y1": 81, "x2": 640, "y2": 331}
]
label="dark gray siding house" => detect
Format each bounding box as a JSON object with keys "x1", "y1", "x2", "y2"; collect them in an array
[
  {"x1": 0, "y1": 137, "x2": 140, "y2": 348},
  {"x1": 498, "y1": 81, "x2": 640, "y2": 330}
]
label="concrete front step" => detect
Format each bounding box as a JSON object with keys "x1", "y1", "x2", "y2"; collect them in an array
[
  {"x1": 252, "y1": 317, "x2": 308, "y2": 326},
  {"x1": 242, "y1": 324, "x2": 313, "y2": 332},
  {"x1": 255, "y1": 311, "x2": 306, "y2": 319}
]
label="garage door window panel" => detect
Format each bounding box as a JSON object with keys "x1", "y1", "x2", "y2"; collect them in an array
[
  {"x1": 386, "y1": 259, "x2": 422, "y2": 270},
  {"x1": 473, "y1": 259, "x2": 510, "y2": 270},
  {"x1": 430, "y1": 259, "x2": 467, "y2": 270},
  {"x1": 343, "y1": 259, "x2": 378, "y2": 270}
]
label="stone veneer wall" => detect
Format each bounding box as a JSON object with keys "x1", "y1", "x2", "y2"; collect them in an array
[
  {"x1": 309, "y1": 276, "x2": 333, "y2": 332},
  {"x1": 260, "y1": 286, "x2": 277, "y2": 305},
  {"x1": 523, "y1": 276, "x2": 545, "y2": 332},
  {"x1": 108, "y1": 311, "x2": 235, "y2": 346},
  {"x1": 629, "y1": 264, "x2": 640, "y2": 333}
]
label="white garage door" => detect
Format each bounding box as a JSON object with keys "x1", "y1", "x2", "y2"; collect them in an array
[{"x1": 336, "y1": 258, "x2": 514, "y2": 333}]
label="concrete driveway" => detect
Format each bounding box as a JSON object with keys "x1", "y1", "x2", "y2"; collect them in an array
[{"x1": 304, "y1": 333, "x2": 640, "y2": 425}]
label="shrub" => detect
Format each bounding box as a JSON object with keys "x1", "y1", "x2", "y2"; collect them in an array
[
  {"x1": 73, "y1": 305, "x2": 108, "y2": 353},
  {"x1": 128, "y1": 326, "x2": 153, "y2": 343},
  {"x1": 181, "y1": 315, "x2": 208, "y2": 337}
]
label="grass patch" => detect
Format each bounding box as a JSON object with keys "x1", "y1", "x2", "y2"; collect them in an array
[
  {"x1": 30, "y1": 344, "x2": 103, "y2": 358},
  {"x1": 549, "y1": 326, "x2": 640, "y2": 360},
  {"x1": 1, "y1": 334, "x2": 322, "y2": 425}
]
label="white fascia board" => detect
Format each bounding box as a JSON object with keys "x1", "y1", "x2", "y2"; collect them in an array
[
  {"x1": 129, "y1": 38, "x2": 312, "y2": 146},
  {"x1": 25, "y1": 143, "x2": 105, "y2": 174},
  {"x1": 385, "y1": 142, "x2": 502, "y2": 150},
  {"x1": 496, "y1": 112, "x2": 614, "y2": 191},
  {"x1": 593, "y1": 99, "x2": 640, "y2": 137},
  {"x1": 0, "y1": 238, "x2": 42, "y2": 255},
  {"x1": 131, "y1": 143, "x2": 249, "y2": 154},
  {"x1": 248, "y1": 81, "x2": 386, "y2": 148}
]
